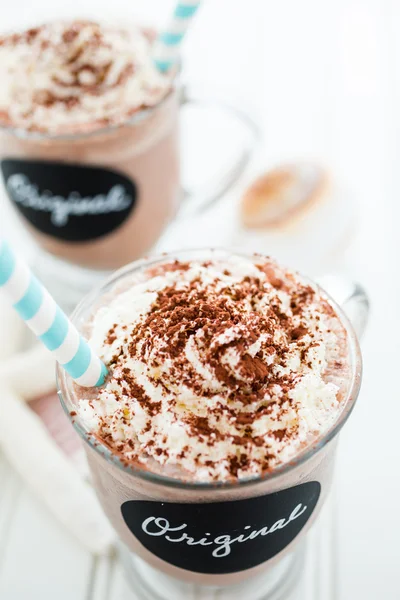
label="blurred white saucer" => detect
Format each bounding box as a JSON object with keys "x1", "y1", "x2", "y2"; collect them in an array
[{"x1": 158, "y1": 162, "x2": 357, "y2": 278}]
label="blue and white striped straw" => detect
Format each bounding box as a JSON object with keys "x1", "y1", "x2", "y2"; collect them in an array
[
  {"x1": 0, "y1": 239, "x2": 107, "y2": 387},
  {"x1": 154, "y1": 1, "x2": 201, "y2": 73}
]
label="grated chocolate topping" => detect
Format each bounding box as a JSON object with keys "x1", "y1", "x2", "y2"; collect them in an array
[
  {"x1": 0, "y1": 20, "x2": 172, "y2": 134},
  {"x1": 78, "y1": 254, "x2": 349, "y2": 482}
]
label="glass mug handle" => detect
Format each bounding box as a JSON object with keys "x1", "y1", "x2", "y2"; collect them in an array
[
  {"x1": 178, "y1": 86, "x2": 261, "y2": 216},
  {"x1": 317, "y1": 275, "x2": 370, "y2": 339}
]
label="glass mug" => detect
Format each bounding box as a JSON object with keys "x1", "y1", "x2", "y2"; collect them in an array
[
  {"x1": 57, "y1": 249, "x2": 368, "y2": 600},
  {"x1": 0, "y1": 86, "x2": 258, "y2": 270},
  {"x1": 0, "y1": 11, "x2": 259, "y2": 308}
]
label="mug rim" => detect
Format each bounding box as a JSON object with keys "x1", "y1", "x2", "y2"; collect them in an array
[{"x1": 57, "y1": 248, "x2": 363, "y2": 492}]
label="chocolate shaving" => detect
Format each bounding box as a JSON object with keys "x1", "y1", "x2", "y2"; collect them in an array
[{"x1": 86, "y1": 257, "x2": 346, "y2": 480}]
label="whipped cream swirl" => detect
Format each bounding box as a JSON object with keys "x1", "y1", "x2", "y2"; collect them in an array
[
  {"x1": 78, "y1": 255, "x2": 348, "y2": 482},
  {"x1": 0, "y1": 20, "x2": 172, "y2": 133}
]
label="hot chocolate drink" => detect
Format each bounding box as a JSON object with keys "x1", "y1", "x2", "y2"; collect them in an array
[
  {"x1": 58, "y1": 249, "x2": 362, "y2": 596},
  {"x1": 0, "y1": 20, "x2": 179, "y2": 270}
]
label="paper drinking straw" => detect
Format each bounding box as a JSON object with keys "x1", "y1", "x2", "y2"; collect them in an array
[
  {"x1": 0, "y1": 239, "x2": 107, "y2": 387},
  {"x1": 154, "y1": 1, "x2": 201, "y2": 72}
]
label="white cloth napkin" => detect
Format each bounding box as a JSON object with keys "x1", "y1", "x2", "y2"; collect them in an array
[{"x1": 0, "y1": 300, "x2": 115, "y2": 555}]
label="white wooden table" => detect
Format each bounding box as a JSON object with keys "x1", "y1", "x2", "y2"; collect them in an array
[{"x1": 1, "y1": 0, "x2": 400, "y2": 598}]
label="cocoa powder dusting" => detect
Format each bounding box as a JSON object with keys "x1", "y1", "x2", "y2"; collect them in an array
[
  {"x1": 80, "y1": 256, "x2": 348, "y2": 482},
  {"x1": 0, "y1": 20, "x2": 172, "y2": 133}
]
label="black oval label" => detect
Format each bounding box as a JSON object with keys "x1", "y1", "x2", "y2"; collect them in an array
[
  {"x1": 1, "y1": 158, "x2": 137, "y2": 242},
  {"x1": 121, "y1": 481, "x2": 320, "y2": 574}
]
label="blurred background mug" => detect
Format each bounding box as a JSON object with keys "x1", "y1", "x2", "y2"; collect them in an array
[
  {"x1": 0, "y1": 3, "x2": 259, "y2": 309},
  {"x1": 0, "y1": 81, "x2": 258, "y2": 270}
]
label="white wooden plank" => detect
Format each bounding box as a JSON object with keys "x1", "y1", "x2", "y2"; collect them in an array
[
  {"x1": 0, "y1": 482, "x2": 93, "y2": 600},
  {"x1": 108, "y1": 559, "x2": 133, "y2": 600},
  {"x1": 89, "y1": 555, "x2": 115, "y2": 600},
  {"x1": 0, "y1": 454, "x2": 21, "y2": 572}
]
